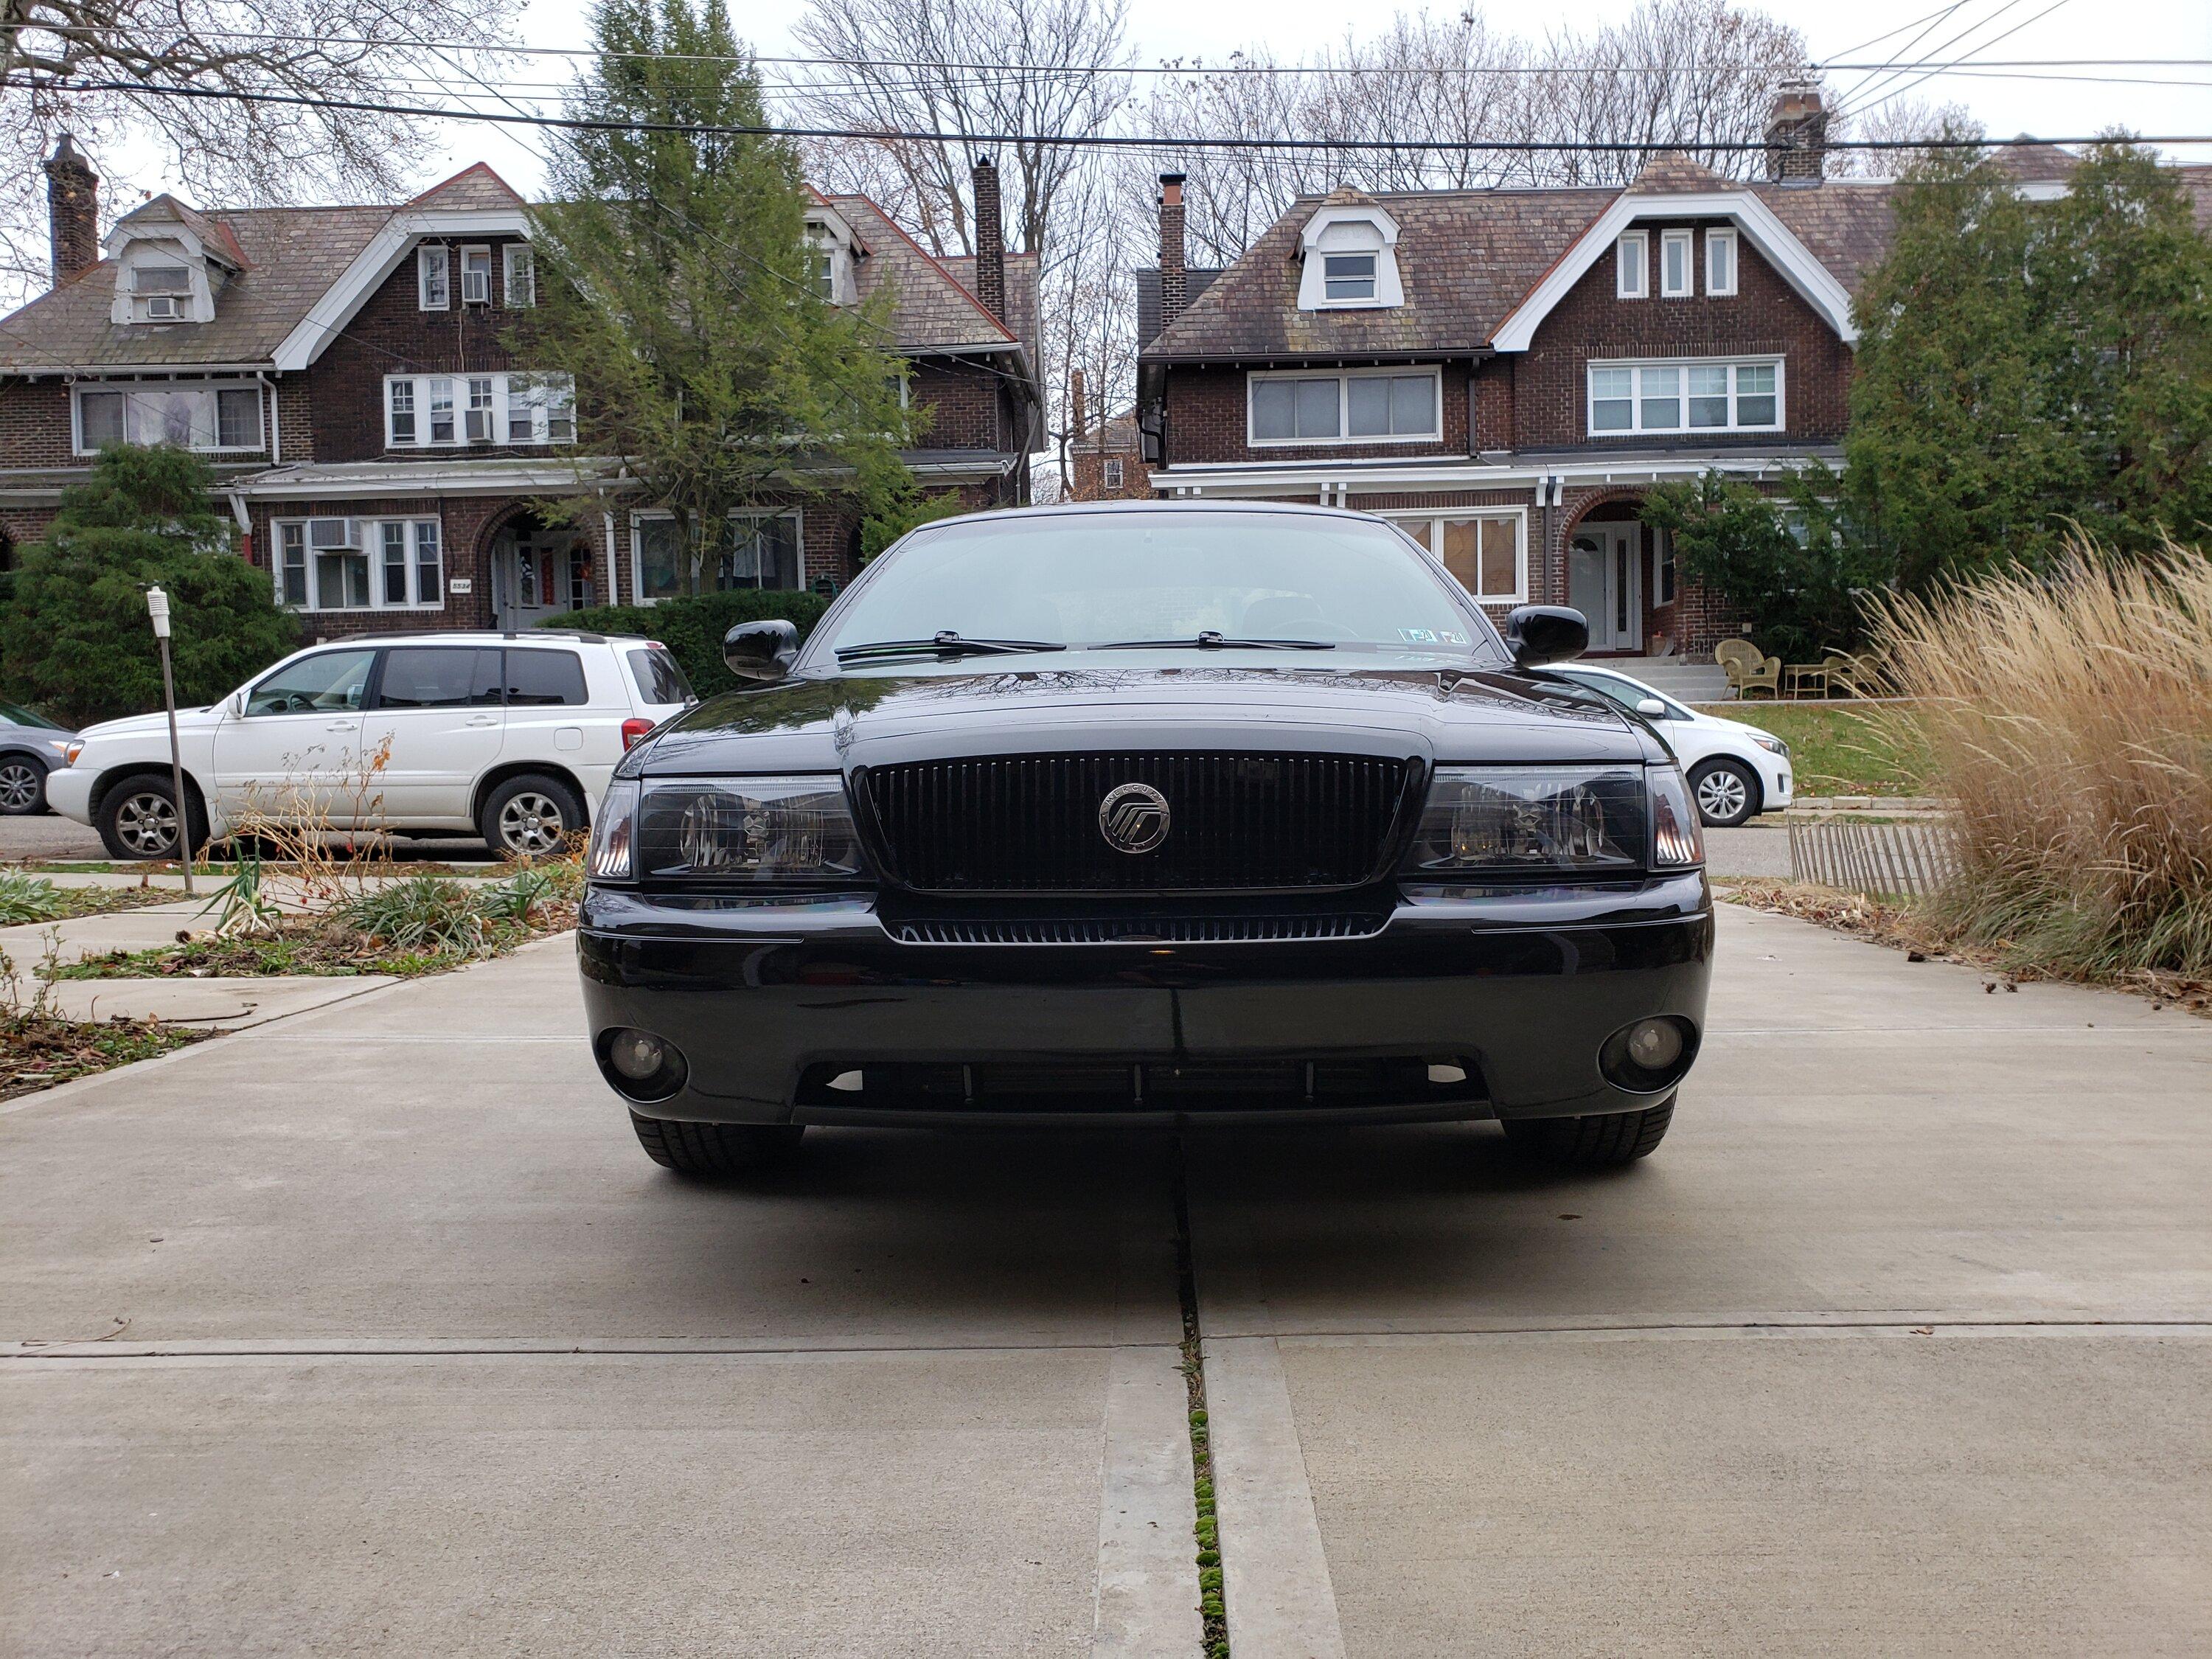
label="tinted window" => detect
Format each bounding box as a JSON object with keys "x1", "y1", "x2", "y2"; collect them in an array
[
  {"x1": 0, "y1": 700, "x2": 64, "y2": 729},
  {"x1": 246, "y1": 650, "x2": 375, "y2": 717},
  {"x1": 626, "y1": 646, "x2": 694, "y2": 706},
  {"x1": 376, "y1": 648, "x2": 503, "y2": 710},
  {"x1": 504, "y1": 650, "x2": 588, "y2": 706}
]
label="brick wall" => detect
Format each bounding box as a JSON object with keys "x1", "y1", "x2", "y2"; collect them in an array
[
  {"x1": 0, "y1": 378, "x2": 76, "y2": 467},
  {"x1": 1163, "y1": 362, "x2": 1473, "y2": 466},
  {"x1": 1515, "y1": 223, "x2": 1851, "y2": 449},
  {"x1": 1070, "y1": 443, "x2": 1152, "y2": 500},
  {"x1": 909, "y1": 359, "x2": 1005, "y2": 451}
]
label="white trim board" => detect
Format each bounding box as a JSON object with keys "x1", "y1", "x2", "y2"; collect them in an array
[
  {"x1": 1490, "y1": 190, "x2": 1858, "y2": 351},
  {"x1": 271, "y1": 208, "x2": 531, "y2": 372}
]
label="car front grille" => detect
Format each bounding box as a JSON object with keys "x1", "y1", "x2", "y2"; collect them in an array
[
  {"x1": 858, "y1": 751, "x2": 1419, "y2": 894},
  {"x1": 888, "y1": 911, "x2": 1389, "y2": 946},
  {"x1": 796, "y1": 1055, "x2": 1484, "y2": 1114}
]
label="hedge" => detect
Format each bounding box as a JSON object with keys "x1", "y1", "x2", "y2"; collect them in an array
[{"x1": 546, "y1": 588, "x2": 834, "y2": 698}]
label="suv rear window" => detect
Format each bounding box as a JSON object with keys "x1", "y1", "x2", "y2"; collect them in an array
[
  {"x1": 626, "y1": 645, "x2": 694, "y2": 706},
  {"x1": 503, "y1": 649, "x2": 589, "y2": 706},
  {"x1": 378, "y1": 647, "x2": 502, "y2": 709}
]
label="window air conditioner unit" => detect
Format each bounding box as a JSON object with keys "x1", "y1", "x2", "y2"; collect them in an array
[
  {"x1": 308, "y1": 517, "x2": 361, "y2": 552},
  {"x1": 145, "y1": 294, "x2": 182, "y2": 321}
]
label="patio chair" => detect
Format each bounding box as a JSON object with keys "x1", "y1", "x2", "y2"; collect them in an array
[
  {"x1": 1820, "y1": 650, "x2": 1881, "y2": 698},
  {"x1": 1714, "y1": 639, "x2": 1781, "y2": 700}
]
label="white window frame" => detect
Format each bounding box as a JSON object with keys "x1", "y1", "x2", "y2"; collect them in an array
[
  {"x1": 1585, "y1": 355, "x2": 1786, "y2": 437},
  {"x1": 383, "y1": 372, "x2": 577, "y2": 448},
  {"x1": 1320, "y1": 251, "x2": 1379, "y2": 304},
  {"x1": 1245, "y1": 366, "x2": 1444, "y2": 448},
  {"x1": 274, "y1": 516, "x2": 445, "y2": 613},
  {"x1": 1386, "y1": 507, "x2": 1529, "y2": 605},
  {"x1": 460, "y1": 246, "x2": 493, "y2": 306},
  {"x1": 417, "y1": 246, "x2": 450, "y2": 310},
  {"x1": 1704, "y1": 228, "x2": 1738, "y2": 297},
  {"x1": 1652, "y1": 529, "x2": 1677, "y2": 606},
  {"x1": 1615, "y1": 231, "x2": 1649, "y2": 299},
  {"x1": 1660, "y1": 229, "x2": 1694, "y2": 299},
  {"x1": 72, "y1": 380, "x2": 265, "y2": 456},
  {"x1": 1102, "y1": 458, "x2": 1125, "y2": 490},
  {"x1": 627, "y1": 509, "x2": 807, "y2": 605},
  {"x1": 502, "y1": 243, "x2": 535, "y2": 308}
]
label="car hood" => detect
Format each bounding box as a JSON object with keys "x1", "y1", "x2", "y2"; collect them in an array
[
  {"x1": 635, "y1": 661, "x2": 1659, "y2": 775},
  {"x1": 81, "y1": 706, "x2": 222, "y2": 742}
]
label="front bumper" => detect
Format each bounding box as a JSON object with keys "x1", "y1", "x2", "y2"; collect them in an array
[
  {"x1": 43, "y1": 766, "x2": 92, "y2": 826},
  {"x1": 577, "y1": 873, "x2": 1714, "y2": 1128}
]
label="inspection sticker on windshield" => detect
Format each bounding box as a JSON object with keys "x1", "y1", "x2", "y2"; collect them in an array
[{"x1": 1399, "y1": 627, "x2": 1467, "y2": 646}]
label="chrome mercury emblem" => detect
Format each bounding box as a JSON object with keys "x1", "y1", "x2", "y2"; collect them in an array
[{"x1": 1099, "y1": 782, "x2": 1171, "y2": 855}]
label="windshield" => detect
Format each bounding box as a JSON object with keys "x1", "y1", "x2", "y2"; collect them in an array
[
  {"x1": 817, "y1": 511, "x2": 1500, "y2": 661},
  {"x1": 1562, "y1": 669, "x2": 1689, "y2": 722},
  {"x1": 0, "y1": 700, "x2": 63, "y2": 729}
]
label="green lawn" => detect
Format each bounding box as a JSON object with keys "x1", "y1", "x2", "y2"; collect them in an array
[{"x1": 1693, "y1": 702, "x2": 1933, "y2": 797}]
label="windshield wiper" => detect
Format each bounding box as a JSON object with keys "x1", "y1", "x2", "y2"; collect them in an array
[
  {"x1": 1095, "y1": 631, "x2": 1336, "y2": 652},
  {"x1": 835, "y1": 631, "x2": 1068, "y2": 662}
]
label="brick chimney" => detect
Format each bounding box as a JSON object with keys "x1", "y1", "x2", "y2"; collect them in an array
[
  {"x1": 970, "y1": 155, "x2": 1006, "y2": 324},
  {"x1": 44, "y1": 133, "x2": 99, "y2": 287},
  {"x1": 1071, "y1": 367, "x2": 1088, "y2": 442},
  {"x1": 1765, "y1": 83, "x2": 1829, "y2": 183},
  {"x1": 1158, "y1": 173, "x2": 1188, "y2": 330}
]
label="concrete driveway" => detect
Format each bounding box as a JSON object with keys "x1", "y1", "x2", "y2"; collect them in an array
[{"x1": 5, "y1": 910, "x2": 2209, "y2": 1655}]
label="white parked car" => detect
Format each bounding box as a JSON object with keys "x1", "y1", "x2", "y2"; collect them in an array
[
  {"x1": 1548, "y1": 663, "x2": 1792, "y2": 827},
  {"x1": 48, "y1": 631, "x2": 695, "y2": 860}
]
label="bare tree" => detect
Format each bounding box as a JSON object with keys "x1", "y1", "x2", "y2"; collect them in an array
[
  {"x1": 1, "y1": 0, "x2": 518, "y2": 305},
  {"x1": 1829, "y1": 97, "x2": 1981, "y2": 175}
]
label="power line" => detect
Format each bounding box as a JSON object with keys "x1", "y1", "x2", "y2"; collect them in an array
[
  {"x1": 34, "y1": 77, "x2": 2210, "y2": 153},
  {"x1": 1843, "y1": 0, "x2": 2080, "y2": 122}
]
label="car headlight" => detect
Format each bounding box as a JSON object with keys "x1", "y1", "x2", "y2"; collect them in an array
[
  {"x1": 1402, "y1": 766, "x2": 1646, "y2": 874},
  {"x1": 617, "y1": 774, "x2": 866, "y2": 883},
  {"x1": 1646, "y1": 761, "x2": 1704, "y2": 867},
  {"x1": 1750, "y1": 731, "x2": 1789, "y2": 757},
  {"x1": 588, "y1": 779, "x2": 639, "y2": 881}
]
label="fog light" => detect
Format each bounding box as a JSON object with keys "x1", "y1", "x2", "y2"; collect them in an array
[
  {"x1": 608, "y1": 1029, "x2": 667, "y2": 1080},
  {"x1": 1625, "y1": 1018, "x2": 1683, "y2": 1071}
]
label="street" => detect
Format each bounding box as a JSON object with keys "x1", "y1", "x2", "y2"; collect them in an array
[{"x1": 5, "y1": 905, "x2": 2208, "y2": 1655}]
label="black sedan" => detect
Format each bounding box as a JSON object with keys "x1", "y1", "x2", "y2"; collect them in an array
[
  {"x1": 578, "y1": 503, "x2": 1711, "y2": 1177},
  {"x1": 0, "y1": 700, "x2": 77, "y2": 816}
]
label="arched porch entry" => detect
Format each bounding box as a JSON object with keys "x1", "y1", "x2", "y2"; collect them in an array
[
  {"x1": 486, "y1": 509, "x2": 596, "y2": 632},
  {"x1": 1562, "y1": 494, "x2": 1659, "y2": 655}
]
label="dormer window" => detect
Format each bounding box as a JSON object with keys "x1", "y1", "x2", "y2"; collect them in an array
[
  {"x1": 1322, "y1": 252, "x2": 1377, "y2": 302},
  {"x1": 119, "y1": 255, "x2": 206, "y2": 323},
  {"x1": 1296, "y1": 203, "x2": 1403, "y2": 311},
  {"x1": 804, "y1": 212, "x2": 860, "y2": 305},
  {"x1": 461, "y1": 246, "x2": 493, "y2": 305}
]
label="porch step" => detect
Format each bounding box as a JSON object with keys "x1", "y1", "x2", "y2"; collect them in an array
[{"x1": 1596, "y1": 655, "x2": 1731, "y2": 703}]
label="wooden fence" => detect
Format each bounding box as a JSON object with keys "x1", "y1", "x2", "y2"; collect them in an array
[{"x1": 1787, "y1": 816, "x2": 1958, "y2": 898}]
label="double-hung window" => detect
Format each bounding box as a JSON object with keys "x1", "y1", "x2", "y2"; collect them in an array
[
  {"x1": 461, "y1": 246, "x2": 493, "y2": 305},
  {"x1": 418, "y1": 246, "x2": 450, "y2": 310},
  {"x1": 278, "y1": 517, "x2": 443, "y2": 611},
  {"x1": 386, "y1": 372, "x2": 574, "y2": 447},
  {"x1": 1321, "y1": 251, "x2": 1377, "y2": 302},
  {"x1": 631, "y1": 510, "x2": 804, "y2": 602},
  {"x1": 1615, "y1": 231, "x2": 1649, "y2": 299},
  {"x1": 1248, "y1": 369, "x2": 1440, "y2": 445},
  {"x1": 74, "y1": 382, "x2": 262, "y2": 454},
  {"x1": 1660, "y1": 229, "x2": 1694, "y2": 298},
  {"x1": 501, "y1": 243, "x2": 535, "y2": 307},
  {"x1": 1393, "y1": 511, "x2": 1526, "y2": 605},
  {"x1": 1587, "y1": 358, "x2": 1783, "y2": 435}
]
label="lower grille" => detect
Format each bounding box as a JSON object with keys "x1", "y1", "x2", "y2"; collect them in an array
[
  {"x1": 889, "y1": 912, "x2": 1388, "y2": 946},
  {"x1": 796, "y1": 1056, "x2": 1485, "y2": 1114},
  {"x1": 860, "y1": 751, "x2": 1418, "y2": 893}
]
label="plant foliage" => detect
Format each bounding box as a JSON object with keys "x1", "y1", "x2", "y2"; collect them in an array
[
  {"x1": 548, "y1": 587, "x2": 833, "y2": 697},
  {"x1": 0, "y1": 445, "x2": 299, "y2": 726}
]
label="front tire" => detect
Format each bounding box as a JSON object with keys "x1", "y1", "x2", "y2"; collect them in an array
[
  {"x1": 1500, "y1": 1096, "x2": 1674, "y2": 1167},
  {"x1": 479, "y1": 773, "x2": 585, "y2": 859},
  {"x1": 95, "y1": 772, "x2": 206, "y2": 860},
  {"x1": 1690, "y1": 759, "x2": 1761, "y2": 827},
  {"x1": 0, "y1": 754, "x2": 49, "y2": 815},
  {"x1": 630, "y1": 1113, "x2": 804, "y2": 1178}
]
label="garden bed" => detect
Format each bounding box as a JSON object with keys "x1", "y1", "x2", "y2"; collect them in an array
[
  {"x1": 1, "y1": 1010, "x2": 212, "y2": 1102},
  {"x1": 0, "y1": 872, "x2": 187, "y2": 925}
]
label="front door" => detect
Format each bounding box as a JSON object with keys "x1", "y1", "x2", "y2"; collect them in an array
[
  {"x1": 1568, "y1": 526, "x2": 1642, "y2": 653},
  {"x1": 210, "y1": 647, "x2": 378, "y2": 828},
  {"x1": 492, "y1": 531, "x2": 591, "y2": 631}
]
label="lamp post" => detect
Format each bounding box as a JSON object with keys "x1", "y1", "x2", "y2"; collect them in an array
[{"x1": 145, "y1": 585, "x2": 194, "y2": 896}]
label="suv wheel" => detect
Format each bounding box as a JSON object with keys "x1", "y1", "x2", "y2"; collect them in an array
[
  {"x1": 630, "y1": 1113, "x2": 804, "y2": 1178},
  {"x1": 1500, "y1": 1096, "x2": 1674, "y2": 1167},
  {"x1": 1690, "y1": 759, "x2": 1760, "y2": 828},
  {"x1": 0, "y1": 754, "x2": 48, "y2": 815},
  {"x1": 96, "y1": 772, "x2": 205, "y2": 860},
  {"x1": 479, "y1": 773, "x2": 585, "y2": 858}
]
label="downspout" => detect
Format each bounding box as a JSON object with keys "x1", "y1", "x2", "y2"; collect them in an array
[{"x1": 257, "y1": 371, "x2": 279, "y2": 462}]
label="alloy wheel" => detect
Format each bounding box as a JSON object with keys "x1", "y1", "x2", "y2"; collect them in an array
[
  {"x1": 0, "y1": 760, "x2": 39, "y2": 813},
  {"x1": 497, "y1": 791, "x2": 567, "y2": 855},
  {"x1": 1695, "y1": 768, "x2": 1750, "y2": 824},
  {"x1": 116, "y1": 790, "x2": 180, "y2": 855}
]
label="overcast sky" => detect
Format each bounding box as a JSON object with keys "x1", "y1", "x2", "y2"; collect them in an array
[{"x1": 406, "y1": 0, "x2": 2211, "y2": 195}]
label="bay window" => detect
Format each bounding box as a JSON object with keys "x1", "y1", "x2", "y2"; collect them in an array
[
  {"x1": 277, "y1": 518, "x2": 443, "y2": 611},
  {"x1": 1393, "y1": 510, "x2": 1526, "y2": 604},
  {"x1": 1248, "y1": 368, "x2": 1441, "y2": 445},
  {"x1": 74, "y1": 382, "x2": 263, "y2": 454},
  {"x1": 1587, "y1": 358, "x2": 1783, "y2": 435},
  {"x1": 386, "y1": 372, "x2": 576, "y2": 448}
]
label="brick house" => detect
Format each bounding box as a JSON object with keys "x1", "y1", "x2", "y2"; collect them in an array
[
  {"x1": 0, "y1": 147, "x2": 1040, "y2": 639},
  {"x1": 1064, "y1": 368, "x2": 1151, "y2": 501},
  {"x1": 1135, "y1": 94, "x2": 2211, "y2": 661}
]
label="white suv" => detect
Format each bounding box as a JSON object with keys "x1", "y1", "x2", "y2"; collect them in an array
[{"x1": 48, "y1": 631, "x2": 695, "y2": 860}]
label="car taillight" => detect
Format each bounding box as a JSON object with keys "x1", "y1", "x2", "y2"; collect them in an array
[{"x1": 621, "y1": 717, "x2": 655, "y2": 751}]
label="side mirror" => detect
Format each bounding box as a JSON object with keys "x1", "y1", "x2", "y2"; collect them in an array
[
  {"x1": 723, "y1": 619, "x2": 799, "y2": 683},
  {"x1": 1635, "y1": 698, "x2": 1668, "y2": 718},
  {"x1": 1503, "y1": 605, "x2": 1588, "y2": 669}
]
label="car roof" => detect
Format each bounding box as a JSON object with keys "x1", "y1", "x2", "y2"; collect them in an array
[
  {"x1": 297, "y1": 630, "x2": 655, "y2": 648},
  {"x1": 919, "y1": 498, "x2": 1385, "y2": 528}
]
